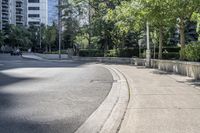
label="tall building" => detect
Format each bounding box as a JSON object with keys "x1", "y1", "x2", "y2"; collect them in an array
[
  {"x1": 1, "y1": 0, "x2": 9, "y2": 29},
  {"x1": 0, "y1": 0, "x2": 2, "y2": 30},
  {"x1": 0, "y1": 0, "x2": 48, "y2": 30},
  {"x1": 27, "y1": 0, "x2": 48, "y2": 26},
  {"x1": 0, "y1": 0, "x2": 26, "y2": 29},
  {"x1": 48, "y1": 0, "x2": 57, "y2": 25},
  {"x1": 15, "y1": 0, "x2": 26, "y2": 26}
]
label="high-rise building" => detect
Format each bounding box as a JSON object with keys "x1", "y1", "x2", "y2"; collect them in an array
[
  {"x1": 0, "y1": 0, "x2": 48, "y2": 30},
  {"x1": 0, "y1": 0, "x2": 26, "y2": 29},
  {"x1": 1, "y1": 0, "x2": 9, "y2": 29},
  {"x1": 15, "y1": 0, "x2": 26, "y2": 26},
  {"x1": 0, "y1": 0, "x2": 2, "y2": 30},
  {"x1": 27, "y1": 0, "x2": 48, "y2": 26}
]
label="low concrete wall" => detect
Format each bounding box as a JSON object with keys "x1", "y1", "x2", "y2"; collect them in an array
[
  {"x1": 35, "y1": 53, "x2": 69, "y2": 60},
  {"x1": 151, "y1": 59, "x2": 200, "y2": 80},
  {"x1": 73, "y1": 56, "x2": 200, "y2": 80},
  {"x1": 73, "y1": 57, "x2": 132, "y2": 64}
]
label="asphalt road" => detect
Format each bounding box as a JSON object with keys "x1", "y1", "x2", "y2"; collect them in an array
[{"x1": 0, "y1": 54, "x2": 113, "y2": 133}]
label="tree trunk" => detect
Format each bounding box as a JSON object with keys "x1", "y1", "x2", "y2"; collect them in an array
[
  {"x1": 45, "y1": 44, "x2": 48, "y2": 52},
  {"x1": 49, "y1": 43, "x2": 51, "y2": 53},
  {"x1": 154, "y1": 43, "x2": 156, "y2": 59},
  {"x1": 179, "y1": 18, "x2": 185, "y2": 49},
  {"x1": 179, "y1": 18, "x2": 185, "y2": 60},
  {"x1": 158, "y1": 26, "x2": 163, "y2": 59}
]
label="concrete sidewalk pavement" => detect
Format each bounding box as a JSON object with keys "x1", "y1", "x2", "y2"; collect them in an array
[{"x1": 111, "y1": 65, "x2": 200, "y2": 133}]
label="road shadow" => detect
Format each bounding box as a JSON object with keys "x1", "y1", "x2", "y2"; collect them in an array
[
  {"x1": 179, "y1": 79, "x2": 200, "y2": 87},
  {"x1": 0, "y1": 117, "x2": 81, "y2": 133},
  {"x1": 151, "y1": 70, "x2": 173, "y2": 75},
  {"x1": 0, "y1": 73, "x2": 36, "y2": 88}
]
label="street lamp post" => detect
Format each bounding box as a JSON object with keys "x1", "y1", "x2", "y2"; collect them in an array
[
  {"x1": 39, "y1": 20, "x2": 42, "y2": 49},
  {"x1": 146, "y1": 21, "x2": 151, "y2": 67},
  {"x1": 58, "y1": 0, "x2": 62, "y2": 60}
]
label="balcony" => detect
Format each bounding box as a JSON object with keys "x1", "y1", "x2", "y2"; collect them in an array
[
  {"x1": 16, "y1": 20, "x2": 23, "y2": 23},
  {"x1": 2, "y1": 4, "x2": 8, "y2": 8},
  {"x1": 16, "y1": 0, "x2": 23, "y2": 3},
  {"x1": 2, "y1": 1, "x2": 9, "y2": 4},
  {"x1": 2, "y1": 18, "x2": 9, "y2": 22},
  {"x1": 16, "y1": 6, "x2": 23, "y2": 10},
  {"x1": 16, "y1": 12, "x2": 24, "y2": 17},
  {"x1": 2, "y1": 6, "x2": 9, "y2": 10},
  {"x1": 2, "y1": 11, "x2": 9, "y2": 15},
  {"x1": 16, "y1": 23, "x2": 24, "y2": 26},
  {"x1": 16, "y1": 20, "x2": 24, "y2": 26}
]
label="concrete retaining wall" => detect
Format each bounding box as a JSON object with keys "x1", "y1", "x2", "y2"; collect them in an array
[
  {"x1": 73, "y1": 56, "x2": 200, "y2": 80},
  {"x1": 151, "y1": 60, "x2": 200, "y2": 80},
  {"x1": 73, "y1": 57, "x2": 132, "y2": 64},
  {"x1": 35, "y1": 53, "x2": 69, "y2": 60}
]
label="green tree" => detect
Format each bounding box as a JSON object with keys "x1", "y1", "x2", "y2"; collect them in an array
[
  {"x1": 141, "y1": 0, "x2": 175, "y2": 59},
  {"x1": 43, "y1": 23, "x2": 57, "y2": 52},
  {"x1": 4, "y1": 24, "x2": 31, "y2": 48},
  {"x1": 0, "y1": 30, "x2": 5, "y2": 47},
  {"x1": 170, "y1": 0, "x2": 200, "y2": 50}
]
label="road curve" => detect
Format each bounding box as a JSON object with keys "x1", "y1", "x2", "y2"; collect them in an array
[{"x1": 0, "y1": 54, "x2": 113, "y2": 133}]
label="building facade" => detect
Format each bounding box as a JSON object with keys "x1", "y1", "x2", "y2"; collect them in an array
[
  {"x1": 15, "y1": 0, "x2": 26, "y2": 26},
  {"x1": 0, "y1": 0, "x2": 2, "y2": 30},
  {"x1": 0, "y1": 0, "x2": 48, "y2": 30},
  {"x1": 1, "y1": 0, "x2": 10, "y2": 29},
  {"x1": 27, "y1": 0, "x2": 48, "y2": 26},
  {"x1": 168, "y1": 21, "x2": 198, "y2": 46}
]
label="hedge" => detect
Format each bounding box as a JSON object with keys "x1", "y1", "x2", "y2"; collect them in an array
[
  {"x1": 79, "y1": 47, "x2": 181, "y2": 59},
  {"x1": 79, "y1": 49, "x2": 104, "y2": 57},
  {"x1": 79, "y1": 48, "x2": 140, "y2": 57}
]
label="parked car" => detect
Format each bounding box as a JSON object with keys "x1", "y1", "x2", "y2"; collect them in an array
[{"x1": 10, "y1": 49, "x2": 22, "y2": 56}]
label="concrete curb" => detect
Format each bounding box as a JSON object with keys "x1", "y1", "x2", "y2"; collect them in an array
[{"x1": 75, "y1": 65, "x2": 130, "y2": 133}]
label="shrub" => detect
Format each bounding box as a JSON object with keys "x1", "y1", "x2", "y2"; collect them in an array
[
  {"x1": 162, "y1": 47, "x2": 180, "y2": 53},
  {"x1": 79, "y1": 48, "x2": 141, "y2": 58},
  {"x1": 105, "y1": 49, "x2": 117, "y2": 57},
  {"x1": 105, "y1": 48, "x2": 140, "y2": 58},
  {"x1": 180, "y1": 48, "x2": 187, "y2": 60},
  {"x1": 163, "y1": 52, "x2": 180, "y2": 60},
  {"x1": 43, "y1": 50, "x2": 67, "y2": 54},
  {"x1": 180, "y1": 42, "x2": 200, "y2": 61},
  {"x1": 118, "y1": 48, "x2": 139, "y2": 57},
  {"x1": 79, "y1": 49, "x2": 104, "y2": 57}
]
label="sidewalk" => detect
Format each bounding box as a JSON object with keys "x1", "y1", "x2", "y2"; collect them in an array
[{"x1": 111, "y1": 65, "x2": 200, "y2": 133}]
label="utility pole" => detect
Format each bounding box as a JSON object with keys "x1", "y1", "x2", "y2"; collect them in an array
[
  {"x1": 146, "y1": 21, "x2": 151, "y2": 67},
  {"x1": 58, "y1": 0, "x2": 62, "y2": 59}
]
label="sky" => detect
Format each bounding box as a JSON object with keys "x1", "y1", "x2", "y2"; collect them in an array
[{"x1": 48, "y1": 0, "x2": 58, "y2": 25}]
